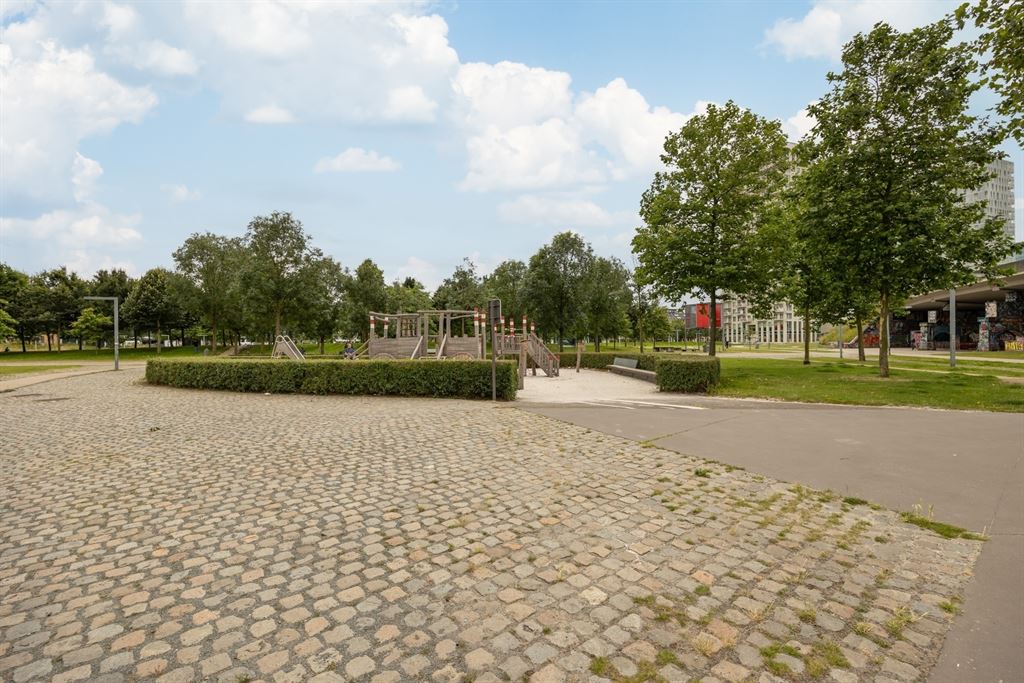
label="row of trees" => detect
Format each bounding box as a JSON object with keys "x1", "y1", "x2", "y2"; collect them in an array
[
  {"x1": 634, "y1": 8, "x2": 1020, "y2": 376},
  {"x1": 1, "y1": 215, "x2": 673, "y2": 354}
]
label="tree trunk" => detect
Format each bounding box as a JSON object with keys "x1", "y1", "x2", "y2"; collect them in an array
[
  {"x1": 133, "y1": 326, "x2": 138, "y2": 348},
  {"x1": 879, "y1": 294, "x2": 890, "y2": 378},
  {"x1": 855, "y1": 314, "x2": 865, "y2": 362},
  {"x1": 803, "y1": 307, "x2": 811, "y2": 365},
  {"x1": 274, "y1": 307, "x2": 282, "y2": 339},
  {"x1": 708, "y1": 291, "x2": 717, "y2": 357},
  {"x1": 56, "y1": 324, "x2": 62, "y2": 352},
  {"x1": 19, "y1": 323, "x2": 27, "y2": 353},
  {"x1": 46, "y1": 330, "x2": 52, "y2": 352},
  {"x1": 78, "y1": 335, "x2": 83, "y2": 351},
  {"x1": 211, "y1": 319, "x2": 218, "y2": 353},
  {"x1": 558, "y1": 326, "x2": 564, "y2": 352},
  {"x1": 319, "y1": 335, "x2": 325, "y2": 355},
  {"x1": 156, "y1": 322, "x2": 161, "y2": 354}
]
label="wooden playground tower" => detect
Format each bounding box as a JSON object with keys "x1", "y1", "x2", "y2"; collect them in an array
[{"x1": 366, "y1": 309, "x2": 559, "y2": 376}]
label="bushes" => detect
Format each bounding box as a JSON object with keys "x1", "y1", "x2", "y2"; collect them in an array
[
  {"x1": 145, "y1": 358, "x2": 518, "y2": 400},
  {"x1": 556, "y1": 352, "x2": 659, "y2": 371},
  {"x1": 656, "y1": 356, "x2": 720, "y2": 393}
]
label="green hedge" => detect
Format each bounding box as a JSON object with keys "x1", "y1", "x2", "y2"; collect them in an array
[
  {"x1": 145, "y1": 359, "x2": 518, "y2": 400},
  {"x1": 556, "y1": 352, "x2": 660, "y2": 371},
  {"x1": 656, "y1": 356, "x2": 720, "y2": 393}
]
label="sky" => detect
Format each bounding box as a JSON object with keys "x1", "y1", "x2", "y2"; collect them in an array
[{"x1": 1, "y1": 0, "x2": 1021, "y2": 289}]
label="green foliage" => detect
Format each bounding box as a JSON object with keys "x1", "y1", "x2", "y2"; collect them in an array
[
  {"x1": 387, "y1": 277, "x2": 431, "y2": 314},
  {"x1": 656, "y1": 357, "x2": 721, "y2": 393},
  {"x1": 0, "y1": 306, "x2": 16, "y2": 339},
  {"x1": 555, "y1": 352, "x2": 660, "y2": 372},
  {"x1": 484, "y1": 260, "x2": 529, "y2": 322},
  {"x1": 145, "y1": 358, "x2": 518, "y2": 400},
  {"x1": 957, "y1": 0, "x2": 1024, "y2": 144},
  {"x1": 633, "y1": 100, "x2": 791, "y2": 356},
  {"x1": 580, "y1": 257, "x2": 631, "y2": 351},
  {"x1": 123, "y1": 268, "x2": 179, "y2": 351},
  {"x1": 800, "y1": 20, "x2": 1014, "y2": 376},
  {"x1": 173, "y1": 233, "x2": 244, "y2": 351},
  {"x1": 68, "y1": 307, "x2": 113, "y2": 347},
  {"x1": 342, "y1": 259, "x2": 388, "y2": 339},
  {"x1": 432, "y1": 258, "x2": 485, "y2": 311},
  {"x1": 526, "y1": 232, "x2": 594, "y2": 350}
]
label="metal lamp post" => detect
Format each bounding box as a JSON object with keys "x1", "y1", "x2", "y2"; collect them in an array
[{"x1": 84, "y1": 296, "x2": 119, "y2": 370}]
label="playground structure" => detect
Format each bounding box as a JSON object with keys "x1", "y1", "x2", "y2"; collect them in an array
[
  {"x1": 366, "y1": 309, "x2": 559, "y2": 376},
  {"x1": 271, "y1": 335, "x2": 305, "y2": 361}
]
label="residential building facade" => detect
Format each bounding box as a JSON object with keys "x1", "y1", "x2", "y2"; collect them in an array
[{"x1": 721, "y1": 297, "x2": 819, "y2": 345}]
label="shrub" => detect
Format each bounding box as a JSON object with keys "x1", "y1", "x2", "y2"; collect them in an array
[
  {"x1": 655, "y1": 356, "x2": 720, "y2": 393},
  {"x1": 555, "y1": 352, "x2": 659, "y2": 371},
  {"x1": 145, "y1": 358, "x2": 518, "y2": 400}
]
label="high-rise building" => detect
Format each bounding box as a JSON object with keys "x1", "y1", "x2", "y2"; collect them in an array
[{"x1": 966, "y1": 158, "x2": 1015, "y2": 240}]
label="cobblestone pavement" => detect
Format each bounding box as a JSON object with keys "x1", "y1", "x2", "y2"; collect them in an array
[{"x1": 0, "y1": 371, "x2": 982, "y2": 683}]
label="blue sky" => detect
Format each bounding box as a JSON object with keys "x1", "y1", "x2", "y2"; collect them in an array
[{"x1": 1, "y1": 0, "x2": 1020, "y2": 288}]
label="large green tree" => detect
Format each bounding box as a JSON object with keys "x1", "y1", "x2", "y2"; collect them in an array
[
  {"x1": 300, "y1": 256, "x2": 348, "y2": 354},
  {"x1": 38, "y1": 267, "x2": 88, "y2": 351},
  {"x1": 581, "y1": 256, "x2": 631, "y2": 351},
  {"x1": 800, "y1": 20, "x2": 1014, "y2": 377},
  {"x1": 525, "y1": 232, "x2": 594, "y2": 350},
  {"x1": 387, "y1": 277, "x2": 431, "y2": 314},
  {"x1": 632, "y1": 100, "x2": 790, "y2": 357},
  {"x1": 69, "y1": 307, "x2": 113, "y2": 349},
  {"x1": 432, "y1": 259, "x2": 485, "y2": 311},
  {"x1": 957, "y1": 0, "x2": 1024, "y2": 144},
  {"x1": 342, "y1": 259, "x2": 389, "y2": 339},
  {"x1": 173, "y1": 233, "x2": 244, "y2": 352},
  {"x1": 484, "y1": 260, "x2": 529, "y2": 323},
  {"x1": 0, "y1": 265, "x2": 30, "y2": 351},
  {"x1": 123, "y1": 268, "x2": 177, "y2": 353},
  {"x1": 241, "y1": 211, "x2": 321, "y2": 338}
]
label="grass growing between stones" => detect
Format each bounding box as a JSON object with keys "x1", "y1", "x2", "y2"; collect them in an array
[
  {"x1": 899, "y1": 512, "x2": 987, "y2": 540},
  {"x1": 714, "y1": 358, "x2": 1024, "y2": 412}
]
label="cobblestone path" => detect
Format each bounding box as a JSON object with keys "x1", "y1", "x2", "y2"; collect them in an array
[{"x1": 0, "y1": 371, "x2": 980, "y2": 682}]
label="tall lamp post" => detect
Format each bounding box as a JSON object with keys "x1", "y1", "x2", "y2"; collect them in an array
[{"x1": 84, "y1": 296, "x2": 119, "y2": 371}]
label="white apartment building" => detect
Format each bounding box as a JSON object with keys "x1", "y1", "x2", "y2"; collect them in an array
[
  {"x1": 721, "y1": 297, "x2": 820, "y2": 345},
  {"x1": 966, "y1": 158, "x2": 1015, "y2": 240}
]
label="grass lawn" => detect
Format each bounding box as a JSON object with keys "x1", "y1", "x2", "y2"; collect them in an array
[
  {"x1": 887, "y1": 357, "x2": 1024, "y2": 378},
  {"x1": 0, "y1": 364, "x2": 79, "y2": 377},
  {"x1": 715, "y1": 358, "x2": 1024, "y2": 412},
  {"x1": 0, "y1": 347, "x2": 201, "y2": 362}
]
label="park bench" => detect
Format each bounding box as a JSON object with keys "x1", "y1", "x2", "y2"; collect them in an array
[{"x1": 607, "y1": 356, "x2": 656, "y2": 383}]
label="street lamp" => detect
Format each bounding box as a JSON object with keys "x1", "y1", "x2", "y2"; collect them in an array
[{"x1": 84, "y1": 296, "x2": 119, "y2": 371}]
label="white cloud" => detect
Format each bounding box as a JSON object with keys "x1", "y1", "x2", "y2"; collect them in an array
[
  {"x1": 107, "y1": 40, "x2": 199, "y2": 76},
  {"x1": 783, "y1": 104, "x2": 816, "y2": 141},
  {"x1": 453, "y1": 61, "x2": 573, "y2": 129},
  {"x1": 763, "y1": 0, "x2": 955, "y2": 61},
  {"x1": 383, "y1": 85, "x2": 437, "y2": 122},
  {"x1": 161, "y1": 184, "x2": 201, "y2": 202},
  {"x1": 244, "y1": 105, "x2": 295, "y2": 124},
  {"x1": 0, "y1": 40, "x2": 157, "y2": 201},
  {"x1": 71, "y1": 153, "x2": 103, "y2": 203},
  {"x1": 1, "y1": 203, "x2": 142, "y2": 248},
  {"x1": 394, "y1": 256, "x2": 440, "y2": 290},
  {"x1": 498, "y1": 195, "x2": 630, "y2": 228},
  {"x1": 452, "y1": 60, "x2": 706, "y2": 192},
  {"x1": 314, "y1": 148, "x2": 401, "y2": 173}
]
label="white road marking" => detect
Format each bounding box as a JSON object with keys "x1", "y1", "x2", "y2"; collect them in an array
[
  {"x1": 604, "y1": 399, "x2": 707, "y2": 411},
  {"x1": 579, "y1": 401, "x2": 636, "y2": 410}
]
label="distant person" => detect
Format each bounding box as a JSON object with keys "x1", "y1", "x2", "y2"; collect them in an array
[
  {"x1": 343, "y1": 341, "x2": 356, "y2": 360},
  {"x1": 2, "y1": 346, "x2": 9, "y2": 353}
]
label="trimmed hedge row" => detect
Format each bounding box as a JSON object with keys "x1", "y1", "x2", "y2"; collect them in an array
[
  {"x1": 554, "y1": 351, "x2": 720, "y2": 392},
  {"x1": 145, "y1": 359, "x2": 518, "y2": 400},
  {"x1": 655, "y1": 356, "x2": 720, "y2": 393},
  {"x1": 555, "y1": 352, "x2": 659, "y2": 371}
]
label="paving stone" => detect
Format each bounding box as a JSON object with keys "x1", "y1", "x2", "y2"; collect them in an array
[{"x1": 0, "y1": 371, "x2": 983, "y2": 683}]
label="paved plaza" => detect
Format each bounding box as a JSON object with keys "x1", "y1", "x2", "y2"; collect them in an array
[{"x1": 1, "y1": 371, "x2": 985, "y2": 682}]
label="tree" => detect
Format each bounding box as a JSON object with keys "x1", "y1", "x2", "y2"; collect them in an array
[
  {"x1": 484, "y1": 260, "x2": 529, "y2": 322},
  {"x1": 0, "y1": 264, "x2": 29, "y2": 351},
  {"x1": 174, "y1": 233, "x2": 244, "y2": 352},
  {"x1": 581, "y1": 257, "x2": 631, "y2": 351},
  {"x1": 432, "y1": 259, "x2": 485, "y2": 311},
  {"x1": 241, "y1": 211, "x2": 321, "y2": 338},
  {"x1": 525, "y1": 232, "x2": 594, "y2": 350},
  {"x1": 69, "y1": 307, "x2": 113, "y2": 350},
  {"x1": 37, "y1": 267, "x2": 87, "y2": 351},
  {"x1": 123, "y1": 268, "x2": 176, "y2": 353},
  {"x1": 957, "y1": 0, "x2": 1024, "y2": 144},
  {"x1": 342, "y1": 259, "x2": 388, "y2": 339},
  {"x1": 628, "y1": 272, "x2": 657, "y2": 353},
  {"x1": 633, "y1": 100, "x2": 791, "y2": 357},
  {"x1": 300, "y1": 257, "x2": 348, "y2": 354},
  {"x1": 387, "y1": 277, "x2": 431, "y2": 314},
  {"x1": 800, "y1": 20, "x2": 1014, "y2": 377}
]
